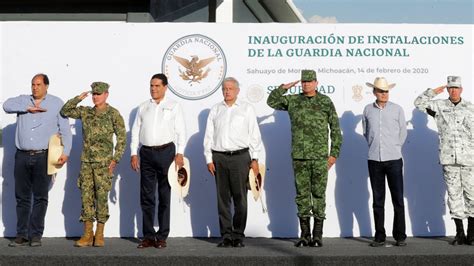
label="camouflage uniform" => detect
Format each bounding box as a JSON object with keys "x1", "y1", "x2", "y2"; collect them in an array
[
  {"x1": 61, "y1": 83, "x2": 126, "y2": 223},
  {"x1": 267, "y1": 74, "x2": 342, "y2": 219},
  {"x1": 414, "y1": 88, "x2": 474, "y2": 219}
]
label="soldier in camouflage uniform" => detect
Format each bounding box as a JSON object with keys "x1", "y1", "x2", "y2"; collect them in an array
[
  {"x1": 61, "y1": 82, "x2": 126, "y2": 247},
  {"x1": 414, "y1": 76, "x2": 474, "y2": 246},
  {"x1": 267, "y1": 70, "x2": 342, "y2": 247}
]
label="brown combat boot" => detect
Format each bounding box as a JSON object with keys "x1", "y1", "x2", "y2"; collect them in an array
[
  {"x1": 75, "y1": 221, "x2": 94, "y2": 247},
  {"x1": 94, "y1": 222, "x2": 105, "y2": 247}
]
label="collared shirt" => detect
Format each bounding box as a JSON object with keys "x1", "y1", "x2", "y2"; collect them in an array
[
  {"x1": 130, "y1": 97, "x2": 186, "y2": 156},
  {"x1": 204, "y1": 99, "x2": 262, "y2": 164},
  {"x1": 363, "y1": 101, "x2": 407, "y2": 162},
  {"x1": 3, "y1": 93, "x2": 72, "y2": 155}
]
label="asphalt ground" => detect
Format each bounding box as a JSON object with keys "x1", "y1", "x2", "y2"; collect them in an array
[{"x1": 1, "y1": 237, "x2": 473, "y2": 265}]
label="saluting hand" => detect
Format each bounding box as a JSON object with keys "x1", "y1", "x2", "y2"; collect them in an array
[
  {"x1": 433, "y1": 85, "x2": 446, "y2": 95},
  {"x1": 281, "y1": 80, "x2": 300, "y2": 90},
  {"x1": 78, "y1": 91, "x2": 90, "y2": 100}
]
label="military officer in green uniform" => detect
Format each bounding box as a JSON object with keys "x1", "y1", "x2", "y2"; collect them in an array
[
  {"x1": 61, "y1": 82, "x2": 126, "y2": 247},
  {"x1": 267, "y1": 70, "x2": 342, "y2": 247}
]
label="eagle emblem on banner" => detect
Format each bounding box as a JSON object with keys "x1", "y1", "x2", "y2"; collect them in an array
[{"x1": 173, "y1": 55, "x2": 215, "y2": 83}]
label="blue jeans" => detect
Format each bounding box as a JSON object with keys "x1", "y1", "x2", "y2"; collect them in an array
[
  {"x1": 368, "y1": 158, "x2": 406, "y2": 241},
  {"x1": 14, "y1": 150, "x2": 51, "y2": 239}
]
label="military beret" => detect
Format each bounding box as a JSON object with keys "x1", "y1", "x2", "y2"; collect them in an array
[
  {"x1": 90, "y1": 82, "x2": 110, "y2": 94},
  {"x1": 301, "y1": 70, "x2": 317, "y2": 82}
]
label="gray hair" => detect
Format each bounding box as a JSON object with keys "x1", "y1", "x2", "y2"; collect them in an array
[{"x1": 222, "y1": 77, "x2": 240, "y2": 90}]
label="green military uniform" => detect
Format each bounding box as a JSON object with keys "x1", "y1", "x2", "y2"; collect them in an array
[
  {"x1": 61, "y1": 82, "x2": 126, "y2": 223},
  {"x1": 267, "y1": 71, "x2": 342, "y2": 219}
]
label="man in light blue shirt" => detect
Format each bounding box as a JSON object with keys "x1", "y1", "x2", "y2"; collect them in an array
[
  {"x1": 3, "y1": 73, "x2": 72, "y2": 247},
  {"x1": 362, "y1": 77, "x2": 407, "y2": 247}
]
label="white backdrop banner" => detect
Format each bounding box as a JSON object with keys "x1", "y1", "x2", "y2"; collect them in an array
[{"x1": 1, "y1": 22, "x2": 472, "y2": 238}]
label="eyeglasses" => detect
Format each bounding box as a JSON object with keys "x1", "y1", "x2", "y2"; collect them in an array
[{"x1": 92, "y1": 92, "x2": 103, "y2": 96}]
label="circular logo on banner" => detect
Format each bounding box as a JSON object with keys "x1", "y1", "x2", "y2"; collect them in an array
[
  {"x1": 247, "y1": 84, "x2": 265, "y2": 103},
  {"x1": 162, "y1": 34, "x2": 227, "y2": 100}
]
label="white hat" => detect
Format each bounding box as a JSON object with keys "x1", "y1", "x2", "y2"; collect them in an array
[
  {"x1": 248, "y1": 163, "x2": 266, "y2": 201},
  {"x1": 47, "y1": 134, "x2": 64, "y2": 175},
  {"x1": 366, "y1": 77, "x2": 396, "y2": 91},
  {"x1": 447, "y1": 76, "x2": 462, "y2": 88},
  {"x1": 168, "y1": 157, "x2": 191, "y2": 198}
]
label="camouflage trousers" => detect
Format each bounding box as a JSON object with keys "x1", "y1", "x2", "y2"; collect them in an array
[
  {"x1": 78, "y1": 162, "x2": 113, "y2": 223},
  {"x1": 293, "y1": 159, "x2": 328, "y2": 219},
  {"x1": 443, "y1": 165, "x2": 474, "y2": 219}
]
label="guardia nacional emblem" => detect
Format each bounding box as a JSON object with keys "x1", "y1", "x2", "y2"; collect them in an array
[{"x1": 162, "y1": 34, "x2": 227, "y2": 100}]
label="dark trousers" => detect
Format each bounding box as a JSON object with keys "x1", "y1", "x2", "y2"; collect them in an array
[
  {"x1": 14, "y1": 150, "x2": 51, "y2": 239},
  {"x1": 368, "y1": 159, "x2": 406, "y2": 241},
  {"x1": 212, "y1": 151, "x2": 251, "y2": 240},
  {"x1": 139, "y1": 144, "x2": 175, "y2": 241}
]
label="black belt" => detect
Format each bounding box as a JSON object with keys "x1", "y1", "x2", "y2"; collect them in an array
[
  {"x1": 212, "y1": 148, "x2": 249, "y2": 156},
  {"x1": 142, "y1": 142, "x2": 173, "y2": 151},
  {"x1": 18, "y1": 149, "x2": 48, "y2": 155}
]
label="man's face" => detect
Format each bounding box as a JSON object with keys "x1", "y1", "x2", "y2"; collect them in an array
[
  {"x1": 447, "y1": 87, "x2": 462, "y2": 102},
  {"x1": 373, "y1": 88, "x2": 389, "y2": 104},
  {"x1": 301, "y1": 80, "x2": 317, "y2": 94},
  {"x1": 150, "y1": 78, "x2": 167, "y2": 101},
  {"x1": 92, "y1": 91, "x2": 109, "y2": 107},
  {"x1": 222, "y1": 80, "x2": 239, "y2": 103},
  {"x1": 31, "y1": 76, "x2": 48, "y2": 100}
]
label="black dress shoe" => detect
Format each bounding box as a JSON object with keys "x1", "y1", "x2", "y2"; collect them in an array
[
  {"x1": 217, "y1": 238, "x2": 233, "y2": 248},
  {"x1": 395, "y1": 239, "x2": 407, "y2": 247},
  {"x1": 233, "y1": 239, "x2": 245, "y2": 248},
  {"x1": 369, "y1": 239, "x2": 385, "y2": 247},
  {"x1": 137, "y1": 239, "x2": 156, "y2": 249}
]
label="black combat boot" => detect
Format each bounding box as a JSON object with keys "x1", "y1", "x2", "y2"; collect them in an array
[
  {"x1": 295, "y1": 217, "x2": 311, "y2": 247},
  {"x1": 310, "y1": 218, "x2": 324, "y2": 247},
  {"x1": 466, "y1": 217, "x2": 474, "y2": 245},
  {"x1": 451, "y1": 218, "x2": 466, "y2": 246}
]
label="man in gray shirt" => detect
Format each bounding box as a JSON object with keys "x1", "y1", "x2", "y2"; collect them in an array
[{"x1": 362, "y1": 77, "x2": 407, "y2": 247}]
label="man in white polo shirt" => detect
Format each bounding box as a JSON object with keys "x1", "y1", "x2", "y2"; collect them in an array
[{"x1": 130, "y1": 73, "x2": 186, "y2": 249}]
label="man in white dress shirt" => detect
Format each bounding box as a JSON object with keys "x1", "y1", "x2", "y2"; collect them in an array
[
  {"x1": 130, "y1": 73, "x2": 186, "y2": 249},
  {"x1": 204, "y1": 77, "x2": 262, "y2": 248}
]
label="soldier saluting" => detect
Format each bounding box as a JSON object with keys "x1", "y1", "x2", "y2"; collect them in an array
[
  {"x1": 267, "y1": 70, "x2": 342, "y2": 247},
  {"x1": 415, "y1": 76, "x2": 474, "y2": 246},
  {"x1": 61, "y1": 82, "x2": 126, "y2": 247}
]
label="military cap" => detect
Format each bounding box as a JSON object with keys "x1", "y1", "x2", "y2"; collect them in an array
[
  {"x1": 91, "y1": 82, "x2": 110, "y2": 94},
  {"x1": 301, "y1": 70, "x2": 317, "y2": 82},
  {"x1": 447, "y1": 76, "x2": 461, "y2": 88}
]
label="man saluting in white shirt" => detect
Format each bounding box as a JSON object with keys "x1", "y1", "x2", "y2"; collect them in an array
[{"x1": 130, "y1": 73, "x2": 186, "y2": 249}]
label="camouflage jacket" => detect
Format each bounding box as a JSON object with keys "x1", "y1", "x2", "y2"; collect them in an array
[
  {"x1": 267, "y1": 86, "x2": 342, "y2": 160},
  {"x1": 414, "y1": 89, "x2": 474, "y2": 166},
  {"x1": 61, "y1": 97, "x2": 126, "y2": 163}
]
